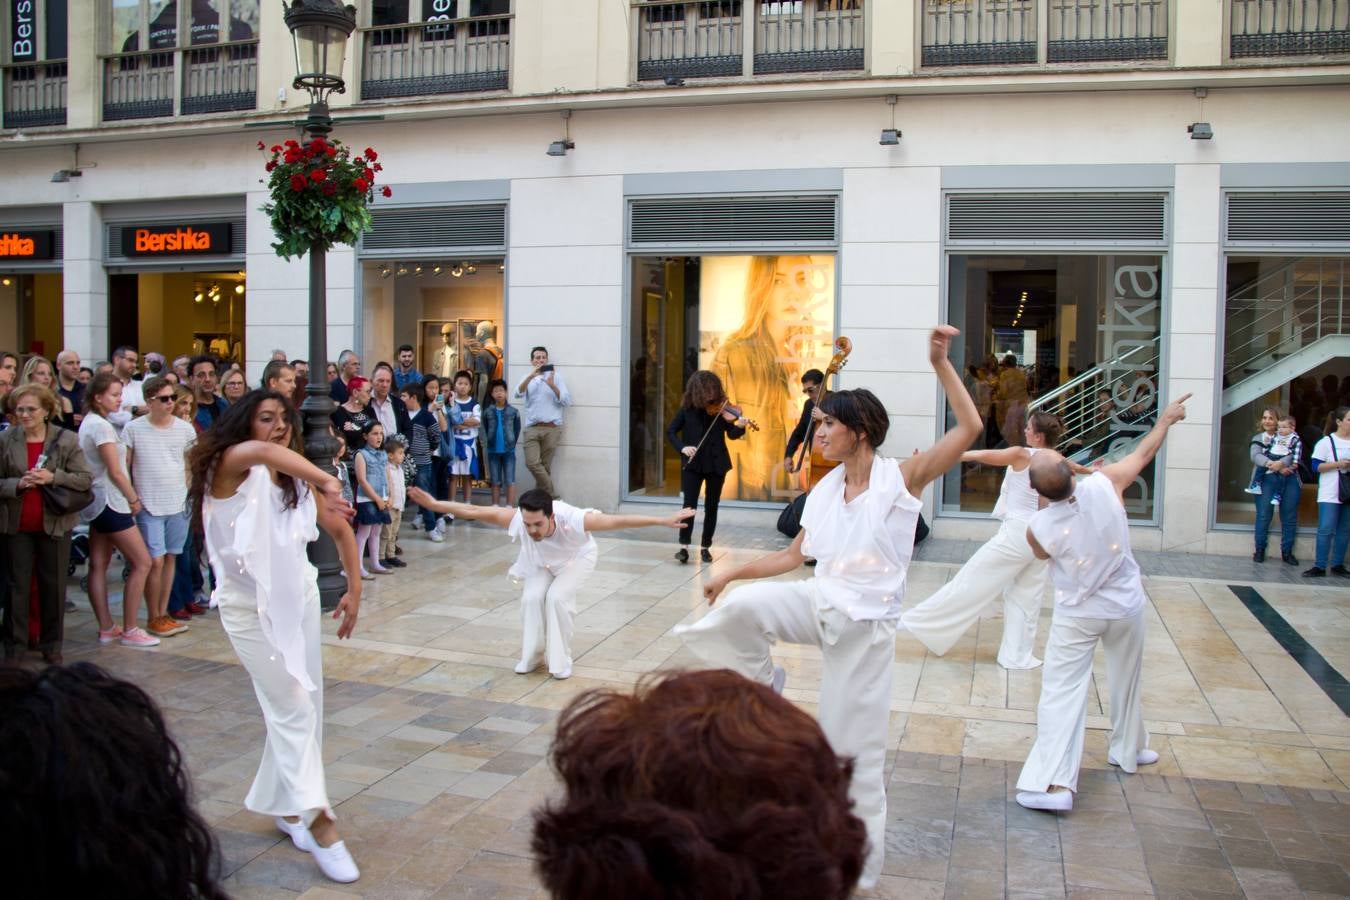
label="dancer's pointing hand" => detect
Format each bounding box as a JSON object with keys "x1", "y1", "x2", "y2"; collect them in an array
[{"x1": 703, "y1": 575, "x2": 727, "y2": 606}]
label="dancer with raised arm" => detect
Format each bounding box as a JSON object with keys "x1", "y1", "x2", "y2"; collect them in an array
[
  {"x1": 673, "y1": 326, "x2": 982, "y2": 889},
  {"x1": 902, "y1": 411, "x2": 1082, "y2": 670},
  {"x1": 408, "y1": 487, "x2": 693, "y2": 680},
  {"x1": 1014, "y1": 393, "x2": 1190, "y2": 813},
  {"x1": 188, "y1": 390, "x2": 364, "y2": 883}
]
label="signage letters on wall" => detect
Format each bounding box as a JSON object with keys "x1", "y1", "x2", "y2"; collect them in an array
[
  {"x1": 0, "y1": 230, "x2": 54, "y2": 259},
  {"x1": 11, "y1": 0, "x2": 36, "y2": 62},
  {"x1": 121, "y1": 223, "x2": 231, "y2": 257}
]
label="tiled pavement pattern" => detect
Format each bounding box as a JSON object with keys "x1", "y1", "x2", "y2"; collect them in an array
[{"x1": 55, "y1": 513, "x2": 1350, "y2": 898}]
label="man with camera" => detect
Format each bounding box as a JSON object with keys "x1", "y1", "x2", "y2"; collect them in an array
[{"x1": 516, "y1": 346, "x2": 570, "y2": 499}]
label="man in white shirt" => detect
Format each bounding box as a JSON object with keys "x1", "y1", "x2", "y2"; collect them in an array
[
  {"x1": 515, "y1": 346, "x2": 570, "y2": 498},
  {"x1": 1016, "y1": 392, "x2": 1191, "y2": 813},
  {"x1": 109, "y1": 345, "x2": 144, "y2": 432},
  {"x1": 407, "y1": 486, "x2": 691, "y2": 680}
]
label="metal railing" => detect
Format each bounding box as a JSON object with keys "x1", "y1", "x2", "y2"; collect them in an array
[
  {"x1": 2, "y1": 61, "x2": 67, "y2": 129},
  {"x1": 102, "y1": 41, "x2": 258, "y2": 121},
  {"x1": 1048, "y1": 0, "x2": 1168, "y2": 61},
  {"x1": 755, "y1": 1, "x2": 865, "y2": 74},
  {"x1": 636, "y1": 1, "x2": 745, "y2": 80},
  {"x1": 923, "y1": 0, "x2": 1038, "y2": 66},
  {"x1": 360, "y1": 16, "x2": 511, "y2": 101},
  {"x1": 1222, "y1": 257, "x2": 1348, "y2": 387},
  {"x1": 1230, "y1": 0, "x2": 1350, "y2": 57},
  {"x1": 1027, "y1": 336, "x2": 1162, "y2": 461}
]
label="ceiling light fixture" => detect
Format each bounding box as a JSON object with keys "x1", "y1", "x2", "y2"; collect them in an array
[
  {"x1": 235, "y1": 283, "x2": 245, "y2": 295},
  {"x1": 451, "y1": 264, "x2": 464, "y2": 277}
]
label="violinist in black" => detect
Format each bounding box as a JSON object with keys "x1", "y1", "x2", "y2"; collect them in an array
[{"x1": 666, "y1": 371, "x2": 748, "y2": 564}]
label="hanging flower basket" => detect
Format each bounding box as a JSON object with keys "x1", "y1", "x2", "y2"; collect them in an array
[{"x1": 258, "y1": 137, "x2": 391, "y2": 260}]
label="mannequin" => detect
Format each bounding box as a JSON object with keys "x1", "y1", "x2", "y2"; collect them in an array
[
  {"x1": 469, "y1": 320, "x2": 503, "y2": 407},
  {"x1": 433, "y1": 324, "x2": 457, "y2": 380}
]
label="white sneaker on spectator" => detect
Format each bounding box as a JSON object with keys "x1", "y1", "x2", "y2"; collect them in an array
[
  {"x1": 120, "y1": 627, "x2": 161, "y2": 648},
  {"x1": 428, "y1": 524, "x2": 445, "y2": 543}
]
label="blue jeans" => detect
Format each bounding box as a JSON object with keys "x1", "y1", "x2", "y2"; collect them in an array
[
  {"x1": 414, "y1": 462, "x2": 438, "y2": 531},
  {"x1": 1315, "y1": 502, "x2": 1350, "y2": 570},
  {"x1": 1253, "y1": 470, "x2": 1299, "y2": 555}
]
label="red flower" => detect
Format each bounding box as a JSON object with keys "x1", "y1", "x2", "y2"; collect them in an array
[
  {"x1": 322, "y1": 181, "x2": 338, "y2": 196},
  {"x1": 326, "y1": 146, "x2": 338, "y2": 157},
  {"x1": 363, "y1": 167, "x2": 375, "y2": 182},
  {"x1": 256, "y1": 140, "x2": 265, "y2": 150},
  {"x1": 310, "y1": 169, "x2": 326, "y2": 182},
  {"x1": 265, "y1": 160, "x2": 277, "y2": 172},
  {"x1": 381, "y1": 185, "x2": 392, "y2": 197},
  {"x1": 373, "y1": 162, "x2": 383, "y2": 172},
  {"x1": 289, "y1": 174, "x2": 307, "y2": 192},
  {"x1": 354, "y1": 156, "x2": 364, "y2": 165},
  {"x1": 270, "y1": 144, "x2": 282, "y2": 152},
  {"x1": 284, "y1": 139, "x2": 299, "y2": 148},
  {"x1": 352, "y1": 178, "x2": 368, "y2": 193},
  {"x1": 284, "y1": 150, "x2": 301, "y2": 164},
  {"x1": 364, "y1": 148, "x2": 378, "y2": 161}
]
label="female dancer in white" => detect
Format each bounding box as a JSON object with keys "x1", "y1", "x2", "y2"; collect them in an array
[
  {"x1": 188, "y1": 390, "x2": 364, "y2": 883},
  {"x1": 902, "y1": 411, "x2": 1083, "y2": 669},
  {"x1": 677, "y1": 326, "x2": 982, "y2": 889}
]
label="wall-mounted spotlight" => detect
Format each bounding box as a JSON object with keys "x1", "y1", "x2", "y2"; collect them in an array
[
  {"x1": 1188, "y1": 122, "x2": 1213, "y2": 140},
  {"x1": 396, "y1": 264, "x2": 408, "y2": 276},
  {"x1": 451, "y1": 264, "x2": 464, "y2": 277},
  {"x1": 380, "y1": 265, "x2": 391, "y2": 278},
  {"x1": 466, "y1": 263, "x2": 477, "y2": 275},
  {"x1": 432, "y1": 265, "x2": 442, "y2": 275},
  {"x1": 414, "y1": 265, "x2": 423, "y2": 276},
  {"x1": 547, "y1": 110, "x2": 575, "y2": 156},
  {"x1": 879, "y1": 95, "x2": 901, "y2": 146},
  {"x1": 50, "y1": 169, "x2": 82, "y2": 183}
]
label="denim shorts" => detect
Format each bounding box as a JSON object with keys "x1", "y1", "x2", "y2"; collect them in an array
[
  {"x1": 136, "y1": 509, "x2": 190, "y2": 558},
  {"x1": 90, "y1": 506, "x2": 137, "y2": 535},
  {"x1": 487, "y1": 451, "x2": 515, "y2": 486}
]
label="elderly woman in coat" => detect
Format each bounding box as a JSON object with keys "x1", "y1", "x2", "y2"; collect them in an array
[{"x1": 0, "y1": 384, "x2": 93, "y2": 664}]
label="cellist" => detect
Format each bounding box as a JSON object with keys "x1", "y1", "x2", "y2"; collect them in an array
[{"x1": 784, "y1": 368, "x2": 825, "y2": 476}]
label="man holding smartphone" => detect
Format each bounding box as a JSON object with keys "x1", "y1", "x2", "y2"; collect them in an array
[{"x1": 515, "y1": 346, "x2": 570, "y2": 499}]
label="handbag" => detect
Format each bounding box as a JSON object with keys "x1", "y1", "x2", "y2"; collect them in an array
[
  {"x1": 1331, "y1": 437, "x2": 1350, "y2": 504},
  {"x1": 41, "y1": 482, "x2": 96, "y2": 516}
]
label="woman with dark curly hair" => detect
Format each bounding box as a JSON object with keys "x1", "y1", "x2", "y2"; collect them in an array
[
  {"x1": 532, "y1": 668, "x2": 866, "y2": 900},
  {"x1": 188, "y1": 389, "x2": 363, "y2": 883},
  {"x1": 666, "y1": 370, "x2": 748, "y2": 564},
  {"x1": 0, "y1": 661, "x2": 227, "y2": 898}
]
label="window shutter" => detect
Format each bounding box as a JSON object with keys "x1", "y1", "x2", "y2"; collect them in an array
[
  {"x1": 629, "y1": 195, "x2": 838, "y2": 249},
  {"x1": 946, "y1": 194, "x2": 1167, "y2": 247},
  {"x1": 1226, "y1": 193, "x2": 1350, "y2": 248}
]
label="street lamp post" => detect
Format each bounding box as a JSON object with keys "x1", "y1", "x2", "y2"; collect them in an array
[{"x1": 284, "y1": 0, "x2": 357, "y2": 610}]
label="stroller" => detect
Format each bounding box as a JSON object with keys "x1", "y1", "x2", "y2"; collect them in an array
[{"x1": 69, "y1": 524, "x2": 131, "y2": 594}]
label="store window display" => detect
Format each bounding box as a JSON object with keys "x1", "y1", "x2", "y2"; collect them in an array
[{"x1": 628, "y1": 254, "x2": 836, "y2": 504}]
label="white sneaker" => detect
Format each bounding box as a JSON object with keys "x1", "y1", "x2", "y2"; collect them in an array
[
  {"x1": 310, "y1": 839, "x2": 360, "y2": 883},
  {"x1": 1016, "y1": 790, "x2": 1073, "y2": 812},
  {"x1": 428, "y1": 525, "x2": 444, "y2": 543},
  {"x1": 276, "y1": 817, "x2": 313, "y2": 852},
  {"x1": 771, "y1": 665, "x2": 786, "y2": 695},
  {"x1": 514, "y1": 655, "x2": 544, "y2": 675},
  {"x1": 1243, "y1": 486, "x2": 1262, "y2": 495},
  {"x1": 1108, "y1": 748, "x2": 1160, "y2": 768}
]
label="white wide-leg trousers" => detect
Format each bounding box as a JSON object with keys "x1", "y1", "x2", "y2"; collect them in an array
[
  {"x1": 218, "y1": 580, "x2": 332, "y2": 825},
  {"x1": 518, "y1": 548, "x2": 596, "y2": 677},
  {"x1": 1016, "y1": 610, "x2": 1149, "y2": 794},
  {"x1": 900, "y1": 517, "x2": 1046, "y2": 669},
  {"x1": 675, "y1": 580, "x2": 895, "y2": 889}
]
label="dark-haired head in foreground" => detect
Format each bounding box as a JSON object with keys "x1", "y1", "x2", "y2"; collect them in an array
[
  {"x1": 533, "y1": 668, "x2": 865, "y2": 900},
  {"x1": 0, "y1": 662, "x2": 226, "y2": 899}
]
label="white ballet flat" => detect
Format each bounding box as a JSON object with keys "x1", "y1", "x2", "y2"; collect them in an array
[
  {"x1": 513, "y1": 656, "x2": 543, "y2": 675},
  {"x1": 1108, "y1": 748, "x2": 1160, "y2": 768},
  {"x1": 275, "y1": 817, "x2": 313, "y2": 852},
  {"x1": 1016, "y1": 790, "x2": 1073, "y2": 812},
  {"x1": 311, "y1": 839, "x2": 360, "y2": 883}
]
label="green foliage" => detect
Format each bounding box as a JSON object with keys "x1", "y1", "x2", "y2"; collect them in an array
[{"x1": 257, "y1": 136, "x2": 389, "y2": 260}]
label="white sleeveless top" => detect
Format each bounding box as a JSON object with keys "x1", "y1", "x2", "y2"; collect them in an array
[
  {"x1": 203, "y1": 465, "x2": 321, "y2": 690},
  {"x1": 800, "y1": 454, "x2": 923, "y2": 622},
  {"x1": 1027, "y1": 472, "x2": 1145, "y2": 620},
  {"x1": 992, "y1": 447, "x2": 1040, "y2": 522}
]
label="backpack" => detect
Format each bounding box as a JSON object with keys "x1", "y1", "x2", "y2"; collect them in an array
[{"x1": 485, "y1": 344, "x2": 504, "y2": 381}]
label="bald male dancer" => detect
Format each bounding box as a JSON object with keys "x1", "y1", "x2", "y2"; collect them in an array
[{"x1": 1015, "y1": 393, "x2": 1190, "y2": 812}]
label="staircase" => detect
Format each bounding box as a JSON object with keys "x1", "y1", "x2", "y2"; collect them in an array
[{"x1": 1220, "y1": 258, "x2": 1350, "y2": 416}]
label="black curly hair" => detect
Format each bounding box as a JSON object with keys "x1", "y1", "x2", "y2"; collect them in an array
[{"x1": 0, "y1": 662, "x2": 227, "y2": 899}]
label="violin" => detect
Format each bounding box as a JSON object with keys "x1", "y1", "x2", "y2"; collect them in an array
[{"x1": 705, "y1": 399, "x2": 761, "y2": 432}]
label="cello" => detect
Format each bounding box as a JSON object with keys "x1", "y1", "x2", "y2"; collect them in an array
[{"x1": 794, "y1": 336, "x2": 852, "y2": 488}]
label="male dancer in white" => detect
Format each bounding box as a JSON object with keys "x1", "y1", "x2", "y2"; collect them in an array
[
  {"x1": 903, "y1": 411, "x2": 1083, "y2": 669},
  {"x1": 675, "y1": 327, "x2": 982, "y2": 889},
  {"x1": 1015, "y1": 392, "x2": 1190, "y2": 812},
  {"x1": 408, "y1": 487, "x2": 692, "y2": 679}
]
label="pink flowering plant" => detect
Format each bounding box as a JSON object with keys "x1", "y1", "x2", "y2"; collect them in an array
[{"x1": 258, "y1": 136, "x2": 391, "y2": 260}]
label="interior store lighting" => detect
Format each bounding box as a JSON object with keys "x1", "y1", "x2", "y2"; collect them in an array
[{"x1": 451, "y1": 264, "x2": 464, "y2": 277}]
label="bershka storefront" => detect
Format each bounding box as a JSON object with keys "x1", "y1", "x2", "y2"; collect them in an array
[
  {"x1": 0, "y1": 212, "x2": 64, "y2": 359},
  {"x1": 103, "y1": 200, "x2": 247, "y2": 366}
]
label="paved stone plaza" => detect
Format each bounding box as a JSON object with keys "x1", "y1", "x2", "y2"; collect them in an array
[{"x1": 57, "y1": 517, "x2": 1350, "y2": 899}]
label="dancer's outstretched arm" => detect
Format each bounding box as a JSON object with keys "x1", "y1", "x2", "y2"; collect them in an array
[
  {"x1": 1099, "y1": 393, "x2": 1190, "y2": 498},
  {"x1": 406, "y1": 488, "x2": 515, "y2": 528},
  {"x1": 702, "y1": 531, "x2": 807, "y2": 605},
  {"x1": 962, "y1": 447, "x2": 1029, "y2": 469},
  {"x1": 583, "y1": 508, "x2": 695, "y2": 533},
  {"x1": 901, "y1": 327, "x2": 985, "y2": 495}
]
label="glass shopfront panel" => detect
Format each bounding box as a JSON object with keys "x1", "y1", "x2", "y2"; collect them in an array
[
  {"x1": 627, "y1": 253, "x2": 836, "y2": 504},
  {"x1": 943, "y1": 253, "x2": 1164, "y2": 521},
  {"x1": 1215, "y1": 255, "x2": 1348, "y2": 529}
]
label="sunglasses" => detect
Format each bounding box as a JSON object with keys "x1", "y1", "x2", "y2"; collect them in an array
[{"x1": 152, "y1": 394, "x2": 176, "y2": 404}]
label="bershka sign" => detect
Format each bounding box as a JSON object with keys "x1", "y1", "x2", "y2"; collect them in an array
[
  {"x1": 122, "y1": 223, "x2": 231, "y2": 256},
  {"x1": 0, "y1": 230, "x2": 54, "y2": 260},
  {"x1": 11, "y1": 0, "x2": 36, "y2": 63}
]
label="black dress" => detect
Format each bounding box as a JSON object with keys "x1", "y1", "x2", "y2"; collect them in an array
[
  {"x1": 666, "y1": 407, "x2": 746, "y2": 548},
  {"x1": 331, "y1": 404, "x2": 374, "y2": 463}
]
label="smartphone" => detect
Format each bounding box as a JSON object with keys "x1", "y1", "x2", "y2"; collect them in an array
[
  {"x1": 32, "y1": 454, "x2": 48, "y2": 470},
  {"x1": 539, "y1": 364, "x2": 555, "y2": 373}
]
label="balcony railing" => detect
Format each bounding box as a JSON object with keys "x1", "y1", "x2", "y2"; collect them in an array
[
  {"x1": 1048, "y1": 0, "x2": 1168, "y2": 62},
  {"x1": 102, "y1": 41, "x2": 258, "y2": 122},
  {"x1": 636, "y1": 2, "x2": 745, "y2": 79},
  {"x1": 1230, "y1": 0, "x2": 1350, "y2": 58},
  {"x1": 2, "y1": 61, "x2": 67, "y2": 129},
  {"x1": 360, "y1": 17, "x2": 510, "y2": 100},
  {"x1": 755, "y1": 1, "x2": 865, "y2": 74},
  {"x1": 923, "y1": 0, "x2": 1038, "y2": 66}
]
